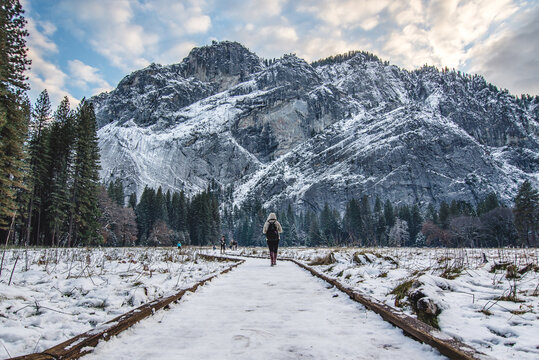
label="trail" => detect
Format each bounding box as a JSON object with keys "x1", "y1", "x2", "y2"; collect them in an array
[{"x1": 84, "y1": 257, "x2": 445, "y2": 359}]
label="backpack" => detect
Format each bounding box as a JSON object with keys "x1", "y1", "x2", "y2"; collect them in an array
[{"x1": 266, "y1": 220, "x2": 279, "y2": 241}]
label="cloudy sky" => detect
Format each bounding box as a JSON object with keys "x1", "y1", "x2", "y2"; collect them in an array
[{"x1": 24, "y1": 0, "x2": 538, "y2": 107}]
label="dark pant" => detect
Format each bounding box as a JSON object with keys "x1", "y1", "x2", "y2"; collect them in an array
[{"x1": 267, "y1": 240, "x2": 279, "y2": 253}]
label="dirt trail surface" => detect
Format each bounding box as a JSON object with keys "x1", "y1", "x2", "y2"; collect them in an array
[{"x1": 83, "y1": 257, "x2": 446, "y2": 359}]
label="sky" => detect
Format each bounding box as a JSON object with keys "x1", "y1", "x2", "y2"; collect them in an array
[{"x1": 23, "y1": 0, "x2": 539, "y2": 108}]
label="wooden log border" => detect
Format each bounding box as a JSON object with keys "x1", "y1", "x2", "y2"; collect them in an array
[
  {"x1": 8, "y1": 255, "x2": 244, "y2": 360},
  {"x1": 234, "y1": 252, "x2": 493, "y2": 359},
  {"x1": 288, "y1": 259, "x2": 494, "y2": 360}
]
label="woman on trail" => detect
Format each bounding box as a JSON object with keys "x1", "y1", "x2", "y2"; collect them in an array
[
  {"x1": 220, "y1": 235, "x2": 226, "y2": 254},
  {"x1": 263, "y1": 213, "x2": 283, "y2": 266}
]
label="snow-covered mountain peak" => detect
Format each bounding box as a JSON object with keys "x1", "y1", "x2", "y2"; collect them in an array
[{"x1": 92, "y1": 42, "x2": 538, "y2": 211}]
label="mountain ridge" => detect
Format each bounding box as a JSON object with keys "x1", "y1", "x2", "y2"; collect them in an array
[{"x1": 92, "y1": 40, "x2": 538, "y2": 212}]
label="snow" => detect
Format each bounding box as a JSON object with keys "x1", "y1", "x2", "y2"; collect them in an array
[
  {"x1": 0, "y1": 247, "x2": 235, "y2": 358},
  {"x1": 84, "y1": 257, "x2": 444, "y2": 359},
  {"x1": 2, "y1": 247, "x2": 537, "y2": 359},
  {"x1": 272, "y1": 247, "x2": 539, "y2": 360}
]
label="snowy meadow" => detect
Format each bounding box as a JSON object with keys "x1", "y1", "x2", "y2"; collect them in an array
[
  {"x1": 0, "y1": 247, "x2": 235, "y2": 358},
  {"x1": 240, "y1": 247, "x2": 538, "y2": 360},
  {"x1": 1, "y1": 246, "x2": 537, "y2": 360}
]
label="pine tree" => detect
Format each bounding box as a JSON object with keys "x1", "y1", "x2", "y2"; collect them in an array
[
  {"x1": 513, "y1": 180, "x2": 538, "y2": 246},
  {"x1": 374, "y1": 197, "x2": 385, "y2": 245},
  {"x1": 360, "y1": 195, "x2": 372, "y2": 245},
  {"x1": 477, "y1": 192, "x2": 499, "y2": 215},
  {"x1": 25, "y1": 90, "x2": 52, "y2": 245},
  {"x1": 154, "y1": 187, "x2": 168, "y2": 224},
  {"x1": 128, "y1": 192, "x2": 137, "y2": 208},
  {"x1": 0, "y1": 0, "x2": 30, "y2": 232},
  {"x1": 439, "y1": 201, "x2": 450, "y2": 229},
  {"x1": 45, "y1": 96, "x2": 75, "y2": 246},
  {"x1": 135, "y1": 186, "x2": 155, "y2": 243},
  {"x1": 107, "y1": 179, "x2": 124, "y2": 207},
  {"x1": 384, "y1": 200, "x2": 395, "y2": 229},
  {"x1": 68, "y1": 99, "x2": 101, "y2": 246},
  {"x1": 426, "y1": 203, "x2": 438, "y2": 224},
  {"x1": 343, "y1": 198, "x2": 361, "y2": 244},
  {"x1": 308, "y1": 214, "x2": 321, "y2": 246}
]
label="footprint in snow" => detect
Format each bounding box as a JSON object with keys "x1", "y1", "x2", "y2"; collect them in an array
[{"x1": 231, "y1": 334, "x2": 250, "y2": 354}]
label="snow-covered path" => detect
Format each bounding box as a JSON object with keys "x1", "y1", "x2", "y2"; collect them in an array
[{"x1": 84, "y1": 257, "x2": 445, "y2": 359}]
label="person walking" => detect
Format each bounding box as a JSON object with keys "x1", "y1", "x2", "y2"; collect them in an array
[
  {"x1": 263, "y1": 213, "x2": 282, "y2": 266},
  {"x1": 220, "y1": 235, "x2": 226, "y2": 254}
]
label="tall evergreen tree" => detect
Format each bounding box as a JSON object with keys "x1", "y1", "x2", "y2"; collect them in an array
[
  {"x1": 128, "y1": 192, "x2": 137, "y2": 208},
  {"x1": 384, "y1": 200, "x2": 395, "y2": 229},
  {"x1": 513, "y1": 180, "x2": 538, "y2": 246},
  {"x1": 0, "y1": 0, "x2": 30, "y2": 232},
  {"x1": 426, "y1": 203, "x2": 438, "y2": 224},
  {"x1": 343, "y1": 198, "x2": 361, "y2": 244},
  {"x1": 374, "y1": 197, "x2": 385, "y2": 245},
  {"x1": 360, "y1": 195, "x2": 372, "y2": 245},
  {"x1": 25, "y1": 90, "x2": 51, "y2": 245},
  {"x1": 477, "y1": 192, "x2": 499, "y2": 215},
  {"x1": 68, "y1": 99, "x2": 101, "y2": 246},
  {"x1": 154, "y1": 186, "x2": 168, "y2": 224},
  {"x1": 135, "y1": 186, "x2": 155, "y2": 242},
  {"x1": 107, "y1": 179, "x2": 124, "y2": 207},
  {"x1": 439, "y1": 201, "x2": 450, "y2": 229},
  {"x1": 44, "y1": 96, "x2": 74, "y2": 246}
]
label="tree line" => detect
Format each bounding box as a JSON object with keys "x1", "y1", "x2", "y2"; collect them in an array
[
  {"x1": 3, "y1": 90, "x2": 102, "y2": 247},
  {"x1": 100, "y1": 181, "x2": 221, "y2": 247},
  {"x1": 0, "y1": 1, "x2": 105, "y2": 246},
  {"x1": 222, "y1": 182, "x2": 538, "y2": 249}
]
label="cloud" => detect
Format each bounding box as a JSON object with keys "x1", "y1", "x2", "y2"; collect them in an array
[
  {"x1": 68, "y1": 60, "x2": 112, "y2": 95},
  {"x1": 298, "y1": 0, "x2": 390, "y2": 30},
  {"x1": 217, "y1": 0, "x2": 287, "y2": 20},
  {"x1": 379, "y1": 0, "x2": 519, "y2": 70},
  {"x1": 468, "y1": 5, "x2": 539, "y2": 95},
  {"x1": 60, "y1": 0, "x2": 158, "y2": 71},
  {"x1": 157, "y1": 41, "x2": 197, "y2": 65},
  {"x1": 142, "y1": 0, "x2": 212, "y2": 35},
  {"x1": 25, "y1": 17, "x2": 78, "y2": 107}
]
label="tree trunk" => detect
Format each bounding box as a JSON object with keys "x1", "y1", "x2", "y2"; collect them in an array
[{"x1": 25, "y1": 195, "x2": 34, "y2": 246}]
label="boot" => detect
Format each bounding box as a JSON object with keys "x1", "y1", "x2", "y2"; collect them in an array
[
  {"x1": 274, "y1": 252, "x2": 278, "y2": 265},
  {"x1": 270, "y1": 252, "x2": 274, "y2": 266}
]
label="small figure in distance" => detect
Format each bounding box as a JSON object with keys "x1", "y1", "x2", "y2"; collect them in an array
[
  {"x1": 230, "y1": 238, "x2": 238, "y2": 250},
  {"x1": 263, "y1": 213, "x2": 283, "y2": 266},
  {"x1": 220, "y1": 235, "x2": 226, "y2": 254}
]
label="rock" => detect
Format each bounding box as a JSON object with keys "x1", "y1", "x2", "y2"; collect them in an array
[
  {"x1": 91, "y1": 41, "x2": 538, "y2": 210},
  {"x1": 416, "y1": 297, "x2": 441, "y2": 316}
]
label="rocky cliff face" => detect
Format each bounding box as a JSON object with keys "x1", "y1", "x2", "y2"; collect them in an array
[{"x1": 92, "y1": 41, "x2": 538, "y2": 212}]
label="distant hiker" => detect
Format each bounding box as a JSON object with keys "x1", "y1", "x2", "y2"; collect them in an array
[
  {"x1": 177, "y1": 242, "x2": 182, "y2": 249},
  {"x1": 230, "y1": 238, "x2": 238, "y2": 250},
  {"x1": 220, "y1": 235, "x2": 226, "y2": 254},
  {"x1": 263, "y1": 213, "x2": 283, "y2": 266}
]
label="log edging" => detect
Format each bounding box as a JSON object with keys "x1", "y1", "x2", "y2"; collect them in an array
[
  {"x1": 7, "y1": 256, "x2": 244, "y2": 360},
  {"x1": 288, "y1": 259, "x2": 494, "y2": 360}
]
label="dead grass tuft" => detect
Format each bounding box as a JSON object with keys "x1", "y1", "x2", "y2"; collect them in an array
[{"x1": 309, "y1": 252, "x2": 336, "y2": 266}]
